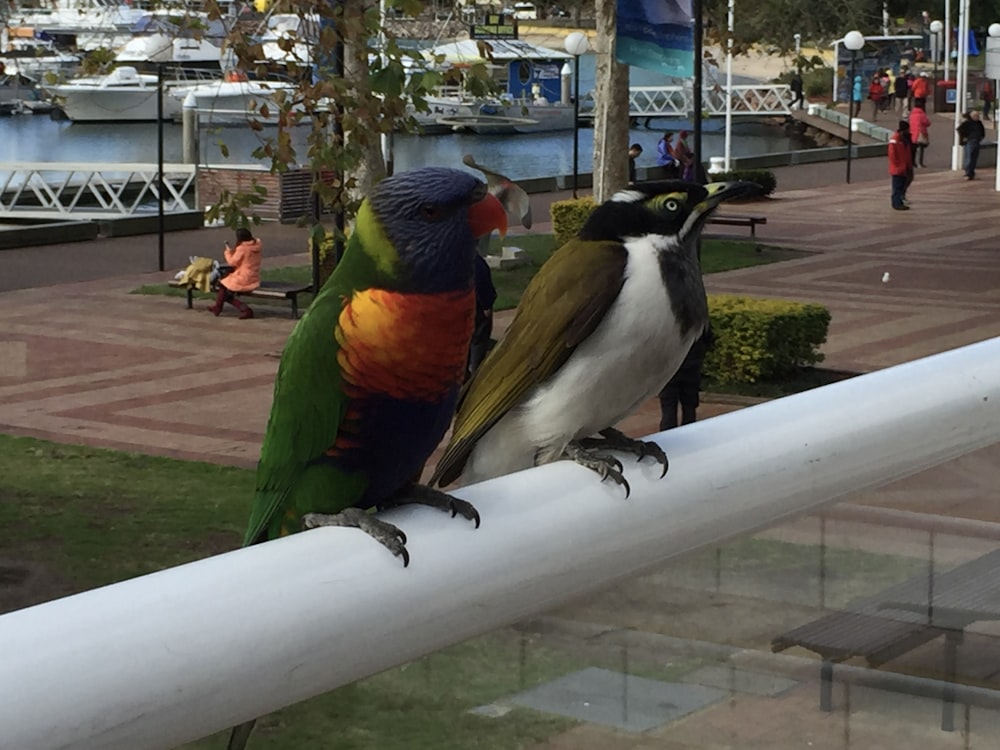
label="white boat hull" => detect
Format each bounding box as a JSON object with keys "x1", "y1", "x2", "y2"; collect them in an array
[
  {"x1": 171, "y1": 79, "x2": 300, "y2": 126},
  {"x1": 43, "y1": 68, "x2": 184, "y2": 122},
  {"x1": 418, "y1": 96, "x2": 577, "y2": 135}
]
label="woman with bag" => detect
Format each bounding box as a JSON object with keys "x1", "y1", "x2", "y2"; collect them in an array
[{"x1": 908, "y1": 99, "x2": 931, "y2": 168}]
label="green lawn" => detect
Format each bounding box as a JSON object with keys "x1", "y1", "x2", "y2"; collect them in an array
[
  {"x1": 137, "y1": 234, "x2": 806, "y2": 313},
  {"x1": 0, "y1": 431, "x2": 930, "y2": 748}
]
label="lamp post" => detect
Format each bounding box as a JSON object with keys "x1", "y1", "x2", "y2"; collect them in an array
[
  {"x1": 951, "y1": 0, "x2": 969, "y2": 171},
  {"x1": 988, "y1": 23, "x2": 1000, "y2": 190},
  {"x1": 564, "y1": 31, "x2": 589, "y2": 198},
  {"x1": 843, "y1": 30, "x2": 865, "y2": 184},
  {"x1": 930, "y1": 19, "x2": 943, "y2": 84}
]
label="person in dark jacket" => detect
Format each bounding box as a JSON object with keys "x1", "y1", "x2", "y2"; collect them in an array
[
  {"x1": 467, "y1": 253, "x2": 497, "y2": 378},
  {"x1": 658, "y1": 326, "x2": 715, "y2": 430},
  {"x1": 628, "y1": 142, "x2": 643, "y2": 183},
  {"x1": 789, "y1": 71, "x2": 804, "y2": 109},
  {"x1": 957, "y1": 110, "x2": 986, "y2": 180}
]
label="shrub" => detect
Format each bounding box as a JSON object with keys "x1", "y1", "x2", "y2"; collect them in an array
[
  {"x1": 705, "y1": 294, "x2": 831, "y2": 384},
  {"x1": 708, "y1": 169, "x2": 777, "y2": 197},
  {"x1": 550, "y1": 196, "x2": 596, "y2": 247}
]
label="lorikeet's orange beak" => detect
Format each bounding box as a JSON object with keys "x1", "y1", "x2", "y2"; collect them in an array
[{"x1": 468, "y1": 192, "x2": 507, "y2": 239}]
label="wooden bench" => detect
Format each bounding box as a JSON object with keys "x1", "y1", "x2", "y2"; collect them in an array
[
  {"x1": 772, "y1": 547, "x2": 1000, "y2": 731},
  {"x1": 707, "y1": 214, "x2": 767, "y2": 239},
  {"x1": 169, "y1": 280, "x2": 312, "y2": 319}
]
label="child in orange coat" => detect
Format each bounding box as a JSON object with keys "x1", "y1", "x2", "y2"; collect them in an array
[{"x1": 209, "y1": 228, "x2": 262, "y2": 319}]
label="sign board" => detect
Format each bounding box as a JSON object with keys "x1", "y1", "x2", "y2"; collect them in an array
[
  {"x1": 986, "y1": 37, "x2": 1000, "y2": 79},
  {"x1": 470, "y1": 15, "x2": 518, "y2": 40}
]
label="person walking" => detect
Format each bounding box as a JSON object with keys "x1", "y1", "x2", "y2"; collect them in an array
[
  {"x1": 889, "y1": 120, "x2": 913, "y2": 211},
  {"x1": 790, "y1": 71, "x2": 804, "y2": 110},
  {"x1": 957, "y1": 110, "x2": 986, "y2": 180},
  {"x1": 894, "y1": 68, "x2": 910, "y2": 112},
  {"x1": 868, "y1": 75, "x2": 885, "y2": 121},
  {"x1": 982, "y1": 79, "x2": 994, "y2": 121},
  {"x1": 908, "y1": 99, "x2": 931, "y2": 167},
  {"x1": 851, "y1": 74, "x2": 863, "y2": 118}
]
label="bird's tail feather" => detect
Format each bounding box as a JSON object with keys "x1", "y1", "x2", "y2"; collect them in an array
[{"x1": 227, "y1": 719, "x2": 256, "y2": 750}]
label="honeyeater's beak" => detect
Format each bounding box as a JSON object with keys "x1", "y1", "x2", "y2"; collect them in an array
[
  {"x1": 683, "y1": 180, "x2": 763, "y2": 236},
  {"x1": 468, "y1": 192, "x2": 508, "y2": 239}
]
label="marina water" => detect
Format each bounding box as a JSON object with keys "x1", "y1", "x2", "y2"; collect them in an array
[{"x1": 0, "y1": 115, "x2": 812, "y2": 182}]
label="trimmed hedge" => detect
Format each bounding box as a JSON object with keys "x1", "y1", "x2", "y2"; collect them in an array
[
  {"x1": 705, "y1": 294, "x2": 831, "y2": 384},
  {"x1": 708, "y1": 169, "x2": 777, "y2": 197},
  {"x1": 550, "y1": 196, "x2": 596, "y2": 248}
]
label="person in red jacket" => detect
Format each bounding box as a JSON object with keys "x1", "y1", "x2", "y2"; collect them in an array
[
  {"x1": 208, "y1": 228, "x2": 262, "y2": 319},
  {"x1": 911, "y1": 71, "x2": 930, "y2": 102},
  {"x1": 868, "y1": 75, "x2": 885, "y2": 120},
  {"x1": 889, "y1": 120, "x2": 914, "y2": 211}
]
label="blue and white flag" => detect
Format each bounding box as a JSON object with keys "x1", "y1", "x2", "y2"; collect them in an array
[{"x1": 617, "y1": 0, "x2": 694, "y2": 78}]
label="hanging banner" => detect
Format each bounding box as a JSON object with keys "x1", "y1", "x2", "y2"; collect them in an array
[{"x1": 616, "y1": 0, "x2": 694, "y2": 78}]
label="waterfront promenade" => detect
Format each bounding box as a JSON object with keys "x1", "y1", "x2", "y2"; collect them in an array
[{"x1": 2, "y1": 138, "x2": 997, "y2": 468}]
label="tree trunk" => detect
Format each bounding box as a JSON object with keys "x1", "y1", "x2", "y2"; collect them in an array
[
  {"x1": 591, "y1": 0, "x2": 630, "y2": 203},
  {"x1": 344, "y1": 0, "x2": 386, "y2": 197}
]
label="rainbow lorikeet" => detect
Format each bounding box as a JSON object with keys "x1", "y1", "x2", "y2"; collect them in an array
[
  {"x1": 242, "y1": 166, "x2": 505, "y2": 558},
  {"x1": 227, "y1": 167, "x2": 505, "y2": 749},
  {"x1": 431, "y1": 180, "x2": 761, "y2": 495}
]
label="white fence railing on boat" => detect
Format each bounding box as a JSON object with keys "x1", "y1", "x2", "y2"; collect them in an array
[{"x1": 0, "y1": 162, "x2": 197, "y2": 218}]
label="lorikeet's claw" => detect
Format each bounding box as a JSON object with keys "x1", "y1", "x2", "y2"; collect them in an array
[
  {"x1": 579, "y1": 427, "x2": 669, "y2": 479},
  {"x1": 381, "y1": 484, "x2": 481, "y2": 529},
  {"x1": 563, "y1": 442, "x2": 632, "y2": 498},
  {"x1": 302, "y1": 508, "x2": 410, "y2": 567}
]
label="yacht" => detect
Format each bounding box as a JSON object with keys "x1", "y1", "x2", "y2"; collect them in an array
[{"x1": 42, "y1": 66, "x2": 192, "y2": 122}]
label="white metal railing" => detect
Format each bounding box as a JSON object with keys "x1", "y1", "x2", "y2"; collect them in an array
[
  {"x1": 626, "y1": 84, "x2": 793, "y2": 117},
  {"x1": 0, "y1": 162, "x2": 198, "y2": 218},
  {"x1": 1, "y1": 338, "x2": 999, "y2": 749}
]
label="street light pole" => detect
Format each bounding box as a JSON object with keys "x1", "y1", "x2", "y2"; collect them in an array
[
  {"x1": 987, "y1": 23, "x2": 1000, "y2": 191},
  {"x1": 843, "y1": 30, "x2": 865, "y2": 184},
  {"x1": 564, "y1": 31, "x2": 589, "y2": 199},
  {"x1": 930, "y1": 20, "x2": 943, "y2": 86}
]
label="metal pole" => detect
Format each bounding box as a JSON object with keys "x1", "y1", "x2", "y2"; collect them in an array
[
  {"x1": 952, "y1": 0, "x2": 969, "y2": 171},
  {"x1": 572, "y1": 52, "x2": 580, "y2": 198},
  {"x1": 693, "y1": 0, "x2": 704, "y2": 182},
  {"x1": 846, "y1": 52, "x2": 855, "y2": 184},
  {"x1": 723, "y1": 0, "x2": 734, "y2": 172},
  {"x1": 156, "y1": 63, "x2": 165, "y2": 273},
  {"x1": 945, "y1": 0, "x2": 952, "y2": 80}
]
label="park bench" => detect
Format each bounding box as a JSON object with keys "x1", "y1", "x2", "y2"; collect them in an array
[
  {"x1": 772, "y1": 546, "x2": 1000, "y2": 731},
  {"x1": 706, "y1": 214, "x2": 767, "y2": 239},
  {"x1": 169, "y1": 280, "x2": 312, "y2": 319}
]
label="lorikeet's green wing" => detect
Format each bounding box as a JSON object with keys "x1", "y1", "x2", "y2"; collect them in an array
[
  {"x1": 431, "y1": 239, "x2": 628, "y2": 487},
  {"x1": 241, "y1": 235, "x2": 370, "y2": 547}
]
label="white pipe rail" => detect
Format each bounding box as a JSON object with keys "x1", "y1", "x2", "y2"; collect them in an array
[{"x1": 2, "y1": 339, "x2": 1000, "y2": 750}]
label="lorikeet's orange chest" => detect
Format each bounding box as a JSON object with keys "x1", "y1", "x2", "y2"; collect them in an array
[{"x1": 335, "y1": 287, "x2": 476, "y2": 399}]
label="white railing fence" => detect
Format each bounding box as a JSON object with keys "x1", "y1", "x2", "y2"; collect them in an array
[
  {"x1": 625, "y1": 84, "x2": 793, "y2": 117},
  {"x1": 0, "y1": 162, "x2": 197, "y2": 218},
  {"x1": 1, "y1": 338, "x2": 999, "y2": 750}
]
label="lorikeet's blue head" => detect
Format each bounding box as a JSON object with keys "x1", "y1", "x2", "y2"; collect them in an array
[{"x1": 363, "y1": 167, "x2": 507, "y2": 294}]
